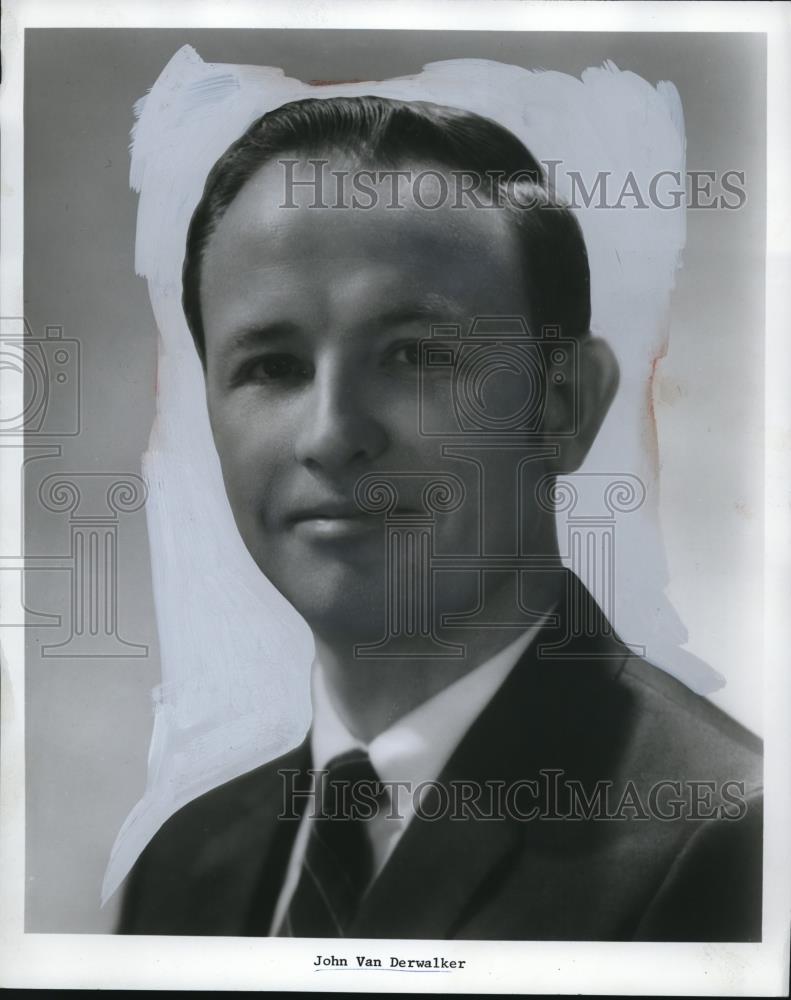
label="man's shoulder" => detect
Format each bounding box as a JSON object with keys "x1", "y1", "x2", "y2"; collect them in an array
[
  {"x1": 615, "y1": 651, "x2": 762, "y2": 789},
  {"x1": 117, "y1": 739, "x2": 308, "y2": 934},
  {"x1": 136, "y1": 739, "x2": 307, "y2": 863},
  {"x1": 514, "y1": 572, "x2": 762, "y2": 792}
]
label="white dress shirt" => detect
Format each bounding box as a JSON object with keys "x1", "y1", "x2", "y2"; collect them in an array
[{"x1": 269, "y1": 620, "x2": 548, "y2": 934}]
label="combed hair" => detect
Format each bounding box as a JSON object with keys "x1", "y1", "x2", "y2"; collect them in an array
[{"x1": 182, "y1": 95, "x2": 591, "y2": 362}]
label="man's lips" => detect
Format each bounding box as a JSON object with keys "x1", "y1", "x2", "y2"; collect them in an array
[
  {"x1": 289, "y1": 506, "x2": 380, "y2": 542},
  {"x1": 286, "y1": 502, "x2": 420, "y2": 540},
  {"x1": 289, "y1": 502, "x2": 368, "y2": 522}
]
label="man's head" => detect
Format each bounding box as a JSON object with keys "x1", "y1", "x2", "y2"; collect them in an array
[
  {"x1": 183, "y1": 96, "x2": 618, "y2": 646},
  {"x1": 184, "y1": 96, "x2": 592, "y2": 364}
]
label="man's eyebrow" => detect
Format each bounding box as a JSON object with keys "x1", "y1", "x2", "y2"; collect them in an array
[
  {"x1": 218, "y1": 296, "x2": 464, "y2": 357},
  {"x1": 220, "y1": 322, "x2": 300, "y2": 359},
  {"x1": 368, "y1": 297, "x2": 465, "y2": 327}
]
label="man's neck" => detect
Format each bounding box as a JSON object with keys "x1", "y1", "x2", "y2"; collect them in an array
[{"x1": 313, "y1": 568, "x2": 564, "y2": 743}]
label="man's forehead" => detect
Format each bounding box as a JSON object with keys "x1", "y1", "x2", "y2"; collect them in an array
[
  {"x1": 223, "y1": 152, "x2": 463, "y2": 199},
  {"x1": 205, "y1": 156, "x2": 519, "y2": 257},
  {"x1": 200, "y1": 245, "x2": 525, "y2": 347}
]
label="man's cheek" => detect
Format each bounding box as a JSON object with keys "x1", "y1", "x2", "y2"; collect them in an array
[
  {"x1": 213, "y1": 415, "x2": 263, "y2": 473},
  {"x1": 213, "y1": 439, "x2": 266, "y2": 526}
]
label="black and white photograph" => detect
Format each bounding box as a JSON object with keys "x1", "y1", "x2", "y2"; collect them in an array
[{"x1": 1, "y1": 0, "x2": 789, "y2": 993}]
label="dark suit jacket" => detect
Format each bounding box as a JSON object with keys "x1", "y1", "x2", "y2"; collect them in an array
[{"x1": 118, "y1": 572, "x2": 763, "y2": 940}]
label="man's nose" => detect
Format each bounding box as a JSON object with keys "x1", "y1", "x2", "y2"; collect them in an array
[{"x1": 293, "y1": 363, "x2": 388, "y2": 475}]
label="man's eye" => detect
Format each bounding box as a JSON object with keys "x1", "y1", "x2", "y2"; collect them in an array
[
  {"x1": 389, "y1": 342, "x2": 420, "y2": 367},
  {"x1": 238, "y1": 354, "x2": 313, "y2": 384}
]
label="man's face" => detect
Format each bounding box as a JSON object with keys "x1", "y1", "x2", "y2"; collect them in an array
[{"x1": 200, "y1": 158, "x2": 559, "y2": 645}]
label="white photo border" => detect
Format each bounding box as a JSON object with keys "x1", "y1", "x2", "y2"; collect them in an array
[{"x1": 1, "y1": 1, "x2": 789, "y2": 994}]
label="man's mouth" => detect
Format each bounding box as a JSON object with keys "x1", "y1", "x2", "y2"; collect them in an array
[
  {"x1": 287, "y1": 501, "x2": 419, "y2": 540},
  {"x1": 288, "y1": 501, "x2": 380, "y2": 541}
]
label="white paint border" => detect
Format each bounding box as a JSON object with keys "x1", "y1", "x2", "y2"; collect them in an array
[
  {"x1": 1, "y1": 1, "x2": 789, "y2": 994},
  {"x1": 0, "y1": 0, "x2": 786, "y2": 32}
]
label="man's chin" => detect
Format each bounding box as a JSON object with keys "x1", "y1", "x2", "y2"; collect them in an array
[
  {"x1": 294, "y1": 602, "x2": 389, "y2": 650},
  {"x1": 265, "y1": 570, "x2": 390, "y2": 645}
]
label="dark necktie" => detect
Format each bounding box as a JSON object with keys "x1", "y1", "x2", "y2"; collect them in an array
[{"x1": 279, "y1": 748, "x2": 386, "y2": 937}]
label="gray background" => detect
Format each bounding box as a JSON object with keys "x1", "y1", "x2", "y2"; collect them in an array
[{"x1": 24, "y1": 29, "x2": 766, "y2": 932}]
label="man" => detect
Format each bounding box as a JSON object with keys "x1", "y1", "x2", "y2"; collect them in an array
[{"x1": 118, "y1": 96, "x2": 762, "y2": 940}]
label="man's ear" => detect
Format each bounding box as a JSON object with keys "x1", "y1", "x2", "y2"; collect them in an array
[{"x1": 542, "y1": 334, "x2": 620, "y2": 474}]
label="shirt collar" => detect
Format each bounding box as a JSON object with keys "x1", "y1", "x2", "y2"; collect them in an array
[{"x1": 310, "y1": 618, "x2": 547, "y2": 790}]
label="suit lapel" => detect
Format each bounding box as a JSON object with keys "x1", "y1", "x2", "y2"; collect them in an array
[
  {"x1": 348, "y1": 570, "x2": 633, "y2": 939},
  {"x1": 348, "y1": 786, "x2": 521, "y2": 939},
  {"x1": 187, "y1": 737, "x2": 311, "y2": 935}
]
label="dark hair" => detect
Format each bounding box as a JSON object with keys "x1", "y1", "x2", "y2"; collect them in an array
[{"x1": 182, "y1": 95, "x2": 591, "y2": 363}]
